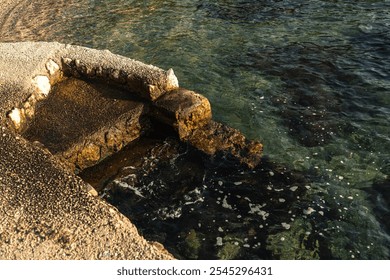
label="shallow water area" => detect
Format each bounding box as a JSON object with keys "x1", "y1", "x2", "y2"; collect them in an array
[
  {"x1": 81, "y1": 132, "x2": 313, "y2": 259},
  {"x1": 2, "y1": 0, "x2": 389, "y2": 259}
]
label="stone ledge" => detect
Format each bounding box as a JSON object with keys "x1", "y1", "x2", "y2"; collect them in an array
[
  {"x1": 152, "y1": 88, "x2": 212, "y2": 139},
  {"x1": 0, "y1": 41, "x2": 263, "y2": 259}
]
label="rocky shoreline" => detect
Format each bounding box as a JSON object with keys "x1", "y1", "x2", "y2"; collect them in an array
[{"x1": 0, "y1": 42, "x2": 262, "y2": 259}]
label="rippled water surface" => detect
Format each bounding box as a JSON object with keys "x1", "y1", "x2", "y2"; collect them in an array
[{"x1": 2, "y1": 0, "x2": 389, "y2": 259}]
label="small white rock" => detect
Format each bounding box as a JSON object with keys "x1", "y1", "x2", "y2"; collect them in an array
[
  {"x1": 8, "y1": 108, "x2": 22, "y2": 129},
  {"x1": 166, "y1": 68, "x2": 179, "y2": 89},
  {"x1": 216, "y1": 237, "x2": 223, "y2": 246},
  {"x1": 222, "y1": 196, "x2": 233, "y2": 210},
  {"x1": 290, "y1": 186, "x2": 299, "y2": 192},
  {"x1": 32, "y1": 76, "x2": 51, "y2": 97},
  {"x1": 46, "y1": 59, "x2": 60, "y2": 75}
]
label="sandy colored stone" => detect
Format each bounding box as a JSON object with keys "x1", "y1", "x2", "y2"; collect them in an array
[
  {"x1": 152, "y1": 88, "x2": 212, "y2": 139},
  {"x1": 187, "y1": 121, "x2": 263, "y2": 168},
  {"x1": 0, "y1": 40, "x2": 263, "y2": 260}
]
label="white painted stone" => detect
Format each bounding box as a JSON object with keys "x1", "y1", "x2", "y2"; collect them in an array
[
  {"x1": 8, "y1": 108, "x2": 22, "y2": 129},
  {"x1": 166, "y1": 68, "x2": 179, "y2": 89},
  {"x1": 32, "y1": 76, "x2": 51, "y2": 97},
  {"x1": 46, "y1": 59, "x2": 60, "y2": 76}
]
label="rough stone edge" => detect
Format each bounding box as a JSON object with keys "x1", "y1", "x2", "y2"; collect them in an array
[
  {"x1": 61, "y1": 45, "x2": 179, "y2": 101},
  {"x1": 2, "y1": 42, "x2": 179, "y2": 132},
  {"x1": 59, "y1": 106, "x2": 150, "y2": 172}
]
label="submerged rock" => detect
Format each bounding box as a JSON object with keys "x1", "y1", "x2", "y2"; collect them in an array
[
  {"x1": 187, "y1": 121, "x2": 263, "y2": 168},
  {"x1": 152, "y1": 88, "x2": 262, "y2": 168}
]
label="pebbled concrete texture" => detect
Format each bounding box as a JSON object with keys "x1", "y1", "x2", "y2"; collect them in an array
[{"x1": 0, "y1": 125, "x2": 173, "y2": 259}]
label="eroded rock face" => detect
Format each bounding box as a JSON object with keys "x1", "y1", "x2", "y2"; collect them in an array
[
  {"x1": 152, "y1": 88, "x2": 212, "y2": 139},
  {"x1": 186, "y1": 121, "x2": 263, "y2": 169},
  {"x1": 151, "y1": 88, "x2": 262, "y2": 168}
]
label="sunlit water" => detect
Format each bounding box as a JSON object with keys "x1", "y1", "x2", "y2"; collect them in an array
[{"x1": 2, "y1": 0, "x2": 389, "y2": 259}]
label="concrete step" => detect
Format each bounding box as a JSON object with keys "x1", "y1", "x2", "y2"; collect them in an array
[{"x1": 23, "y1": 77, "x2": 150, "y2": 171}]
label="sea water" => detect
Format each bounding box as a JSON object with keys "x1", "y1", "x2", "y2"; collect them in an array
[{"x1": 2, "y1": 0, "x2": 389, "y2": 259}]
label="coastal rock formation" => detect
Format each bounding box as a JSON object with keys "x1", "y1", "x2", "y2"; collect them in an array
[
  {"x1": 152, "y1": 88, "x2": 212, "y2": 139},
  {"x1": 0, "y1": 41, "x2": 263, "y2": 259},
  {"x1": 186, "y1": 121, "x2": 263, "y2": 169}
]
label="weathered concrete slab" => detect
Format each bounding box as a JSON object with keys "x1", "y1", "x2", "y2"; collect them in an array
[
  {"x1": 0, "y1": 126, "x2": 173, "y2": 259},
  {"x1": 151, "y1": 89, "x2": 262, "y2": 168},
  {"x1": 23, "y1": 77, "x2": 150, "y2": 171},
  {"x1": 62, "y1": 48, "x2": 179, "y2": 101}
]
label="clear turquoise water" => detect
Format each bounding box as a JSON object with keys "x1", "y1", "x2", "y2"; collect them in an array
[{"x1": 2, "y1": 0, "x2": 389, "y2": 259}]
